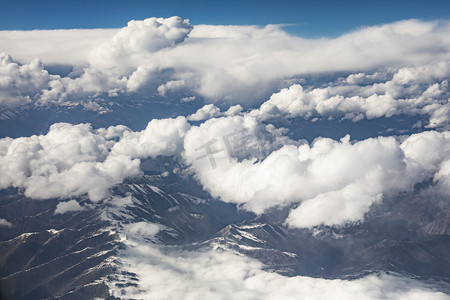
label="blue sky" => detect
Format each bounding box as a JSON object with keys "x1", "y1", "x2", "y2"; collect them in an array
[{"x1": 1, "y1": 0, "x2": 450, "y2": 37}]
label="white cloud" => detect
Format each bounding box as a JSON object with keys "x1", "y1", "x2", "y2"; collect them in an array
[
  {"x1": 393, "y1": 61, "x2": 450, "y2": 85},
  {"x1": 1, "y1": 18, "x2": 449, "y2": 105},
  {"x1": 225, "y1": 104, "x2": 244, "y2": 116},
  {"x1": 0, "y1": 17, "x2": 193, "y2": 108},
  {"x1": 0, "y1": 29, "x2": 117, "y2": 66},
  {"x1": 89, "y1": 16, "x2": 192, "y2": 74},
  {"x1": 183, "y1": 114, "x2": 297, "y2": 169},
  {"x1": 0, "y1": 123, "x2": 140, "y2": 201},
  {"x1": 0, "y1": 53, "x2": 63, "y2": 107},
  {"x1": 124, "y1": 19, "x2": 450, "y2": 102},
  {"x1": 187, "y1": 104, "x2": 244, "y2": 121},
  {"x1": 433, "y1": 158, "x2": 450, "y2": 195},
  {"x1": 157, "y1": 79, "x2": 185, "y2": 96},
  {"x1": 187, "y1": 104, "x2": 222, "y2": 121},
  {"x1": 111, "y1": 242, "x2": 449, "y2": 300},
  {"x1": 1, "y1": 111, "x2": 448, "y2": 228},
  {"x1": 183, "y1": 115, "x2": 450, "y2": 227},
  {"x1": 0, "y1": 52, "x2": 126, "y2": 108},
  {"x1": 0, "y1": 117, "x2": 192, "y2": 202},
  {"x1": 400, "y1": 131, "x2": 450, "y2": 178},
  {"x1": 401, "y1": 130, "x2": 450, "y2": 196},
  {"x1": 109, "y1": 195, "x2": 134, "y2": 207},
  {"x1": 286, "y1": 184, "x2": 382, "y2": 228},
  {"x1": 251, "y1": 60, "x2": 450, "y2": 128},
  {"x1": 0, "y1": 218, "x2": 12, "y2": 227},
  {"x1": 111, "y1": 116, "x2": 190, "y2": 158},
  {"x1": 185, "y1": 126, "x2": 410, "y2": 216},
  {"x1": 54, "y1": 200, "x2": 84, "y2": 214}
]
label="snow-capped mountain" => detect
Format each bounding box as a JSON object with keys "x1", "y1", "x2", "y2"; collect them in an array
[{"x1": 1, "y1": 168, "x2": 450, "y2": 299}]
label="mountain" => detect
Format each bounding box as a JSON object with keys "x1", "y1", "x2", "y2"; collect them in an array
[{"x1": 1, "y1": 170, "x2": 450, "y2": 299}]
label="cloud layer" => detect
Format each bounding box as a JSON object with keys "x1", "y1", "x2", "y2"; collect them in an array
[
  {"x1": 1, "y1": 16, "x2": 450, "y2": 229},
  {"x1": 0, "y1": 123, "x2": 138, "y2": 201},
  {"x1": 0, "y1": 18, "x2": 449, "y2": 107},
  {"x1": 1, "y1": 113, "x2": 449, "y2": 228},
  {"x1": 2, "y1": 15, "x2": 450, "y2": 300},
  {"x1": 111, "y1": 240, "x2": 449, "y2": 300},
  {"x1": 54, "y1": 199, "x2": 84, "y2": 214}
]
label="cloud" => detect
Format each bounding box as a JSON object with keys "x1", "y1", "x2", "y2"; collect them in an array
[
  {"x1": 183, "y1": 115, "x2": 450, "y2": 227},
  {"x1": 1, "y1": 18, "x2": 449, "y2": 106},
  {"x1": 187, "y1": 104, "x2": 222, "y2": 121},
  {"x1": 1, "y1": 109, "x2": 448, "y2": 228},
  {"x1": 54, "y1": 200, "x2": 84, "y2": 214},
  {"x1": 0, "y1": 53, "x2": 63, "y2": 107},
  {"x1": 185, "y1": 125, "x2": 409, "y2": 216},
  {"x1": 180, "y1": 96, "x2": 196, "y2": 102},
  {"x1": 183, "y1": 114, "x2": 297, "y2": 169},
  {"x1": 110, "y1": 242, "x2": 449, "y2": 300},
  {"x1": 111, "y1": 116, "x2": 190, "y2": 158},
  {"x1": 114, "y1": 19, "x2": 450, "y2": 102},
  {"x1": 0, "y1": 53, "x2": 125, "y2": 109},
  {"x1": 157, "y1": 79, "x2": 186, "y2": 96},
  {"x1": 401, "y1": 130, "x2": 450, "y2": 196},
  {"x1": 0, "y1": 218, "x2": 12, "y2": 227},
  {"x1": 109, "y1": 195, "x2": 134, "y2": 207},
  {"x1": 225, "y1": 104, "x2": 244, "y2": 116},
  {"x1": 122, "y1": 221, "x2": 161, "y2": 239},
  {"x1": 187, "y1": 104, "x2": 244, "y2": 121},
  {"x1": 0, "y1": 17, "x2": 193, "y2": 108},
  {"x1": 433, "y1": 158, "x2": 450, "y2": 195},
  {"x1": 0, "y1": 122, "x2": 139, "y2": 201},
  {"x1": 251, "y1": 60, "x2": 450, "y2": 128}
]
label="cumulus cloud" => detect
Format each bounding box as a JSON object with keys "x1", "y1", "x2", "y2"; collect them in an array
[
  {"x1": 54, "y1": 199, "x2": 84, "y2": 214},
  {"x1": 1, "y1": 18, "x2": 449, "y2": 106},
  {"x1": 185, "y1": 126, "x2": 408, "y2": 216},
  {"x1": 1, "y1": 110, "x2": 448, "y2": 228},
  {"x1": 225, "y1": 104, "x2": 244, "y2": 116},
  {"x1": 119, "y1": 19, "x2": 450, "y2": 102},
  {"x1": 1, "y1": 20, "x2": 450, "y2": 226},
  {"x1": 252, "y1": 60, "x2": 450, "y2": 128},
  {"x1": 187, "y1": 104, "x2": 222, "y2": 121},
  {"x1": 0, "y1": 116, "x2": 193, "y2": 202},
  {"x1": 0, "y1": 53, "x2": 63, "y2": 107},
  {"x1": 111, "y1": 242, "x2": 449, "y2": 300},
  {"x1": 187, "y1": 104, "x2": 244, "y2": 121},
  {"x1": 183, "y1": 115, "x2": 297, "y2": 168},
  {"x1": 180, "y1": 96, "x2": 196, "y2": 102},
  {"x1": 157, "y1": 79, "x2": 186, "y2": 96},
  {"x1": 0, "y1": 218, "x2": 12, "y2": 227},
  {"x1": 90, "y1": 16, "x2": 192, "y2": 74},
  {"x1": 109, "y1": 195, "x2": 134, "y2": 207},
  {"x1": 123, "y1": 221, "x2": 161, "y2": 239},
  {"x1": 434, "y1": 158, "x2": 450, "y2": 195},
  {"x1": 0, "y1": 122, "x2": 140, "y2": 201},
  {"x1": 401, "y1": 130, "x2": 450, "y2": 196},
  {"x1": 0, "y1": 52, "x2": 125, "y2": 108},
  {"x1": 183, "y1": 115, "x2": 450, "y2": 227},
  {"x1": 111, "y1": 116, "x2": 190, "y2": 158},
  {"x1": 0, "y1": 17, "x2": 193, "y2": 108}
]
